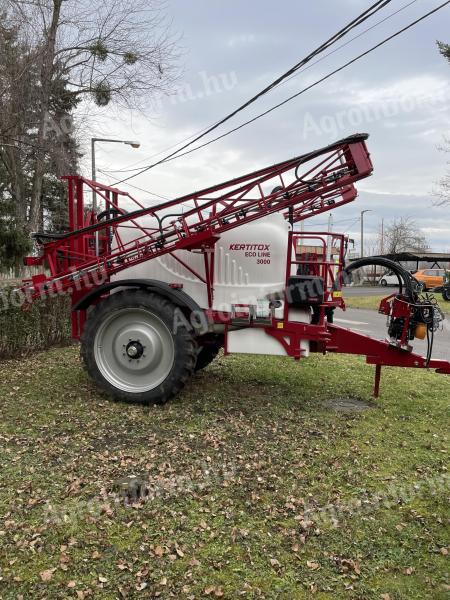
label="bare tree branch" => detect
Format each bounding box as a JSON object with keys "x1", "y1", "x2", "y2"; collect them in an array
[
  {"x1": 381, "y1": 217, "x2": 430, "y2": 254},
  {"x1": 1, "y1": 0, "x2": 180, "y2": 237}
]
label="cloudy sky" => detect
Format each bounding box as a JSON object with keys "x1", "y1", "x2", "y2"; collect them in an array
[{"x1": 82, "y1": 0, "x2": 450, "y2": 253}]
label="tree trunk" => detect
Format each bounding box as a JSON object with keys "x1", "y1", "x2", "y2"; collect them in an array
[{"x1": 28, "y1": 0, "x2": 63, "y2": 233}]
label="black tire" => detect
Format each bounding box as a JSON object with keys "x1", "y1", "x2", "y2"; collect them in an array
[
  {"x1": 81, "y1": 289, "x2": 197, "y2": 405},
  {"x1": 195, "y1": 335, "x2": 223, "y2": 372},
  {"x1": 380, "y1": 279, "x2": 387, "y2": 287},
  {"x1": 443, "y1": 287, "x2": 450, "y2": 302}
]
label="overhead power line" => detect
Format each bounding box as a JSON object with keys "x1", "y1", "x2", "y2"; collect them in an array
[
  {"x1": 111, "y1": 0, "x2": 394, "y2": 183},
  {"x1": 116, "y1": 0, "x2": 449, "y2": 185},
  {"x1": 104, "y1": 0, "x2": 418, "y2": 177}
]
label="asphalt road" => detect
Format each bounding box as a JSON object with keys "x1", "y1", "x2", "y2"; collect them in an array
[
  {"x1": 343, "y1": 285, "x2": 399, "y2": 296},
  {"x1": 334, "y1": 307, "x2": 450, "y2": 362}
]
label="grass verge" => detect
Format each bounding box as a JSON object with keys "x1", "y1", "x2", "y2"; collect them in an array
[
  {"x1": 0, "y1": 348, "x2": 448, "y2": 599},
  {"x1": 345, "y1": 292, "x2": 450, "y2": 315},
  {"x1": 344, "y1": 294, "x2": 387, "y2": 311}
]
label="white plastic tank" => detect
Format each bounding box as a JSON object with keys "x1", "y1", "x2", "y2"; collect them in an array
[
  {"x1": 112, "y1": 213, "x2": 311, "y2": 357},
  {"x1": 113, "y1": 213, "x2": 290, "y2": 313}
]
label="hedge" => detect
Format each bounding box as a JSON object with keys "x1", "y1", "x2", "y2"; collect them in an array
[{"x1": 0, "y1": 286, "x2": 72, "y2": 359}]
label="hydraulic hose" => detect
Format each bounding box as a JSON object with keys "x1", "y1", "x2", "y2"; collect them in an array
[{"x1": 341, "y1": 256, "x2": 421, "y2": 299}]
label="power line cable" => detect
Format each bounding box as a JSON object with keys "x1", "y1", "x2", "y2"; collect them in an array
[
  {"x1": 104, "y1": 0, "x2": 417, "y2": 177},
  {"x1": 97, "y1": 168, "x2": 194, "y2": 209},
  {"x1": 277, "y1": 0, "x2": 419, "y2": 89},
  {"x1": 111, "y1": 0, "x2": 394, "y2": 182},
  {"x1": 117, "y1": 0, "x2": 449, "y2": 184},
  {"x1": 98, "y1": 168, "x2": 169, "y2": 200}
]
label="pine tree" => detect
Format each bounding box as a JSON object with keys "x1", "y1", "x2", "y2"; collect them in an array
[
  {"x1": 0, "y1": 21, "x2": 80, "y2": 271},
  {"x1": 437, "y1": 41, "x2": 450, "y2": 65}
]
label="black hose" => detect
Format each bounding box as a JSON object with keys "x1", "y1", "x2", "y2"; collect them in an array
[
  {"x1": 97, "y1": 208, "x2": 124, "y2": 221},
  {"x1": 341, "y1": 256, "x2": 421, "y2": 299}
]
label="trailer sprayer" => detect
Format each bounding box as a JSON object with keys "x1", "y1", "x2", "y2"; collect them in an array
[{"x1": 19, "y1": 133, "x2": 450, "y2": 404}]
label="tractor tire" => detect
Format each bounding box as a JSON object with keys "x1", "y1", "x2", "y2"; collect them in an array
[
  {"x1": 195, "y1": 336, "x2": 223, "y2": 372},
  {"x1": 81, "y1": 289, "x2": 197, "y2": 405},
  {"x1": 443, "y1": 287, "x2": 450, "y2": 302}
]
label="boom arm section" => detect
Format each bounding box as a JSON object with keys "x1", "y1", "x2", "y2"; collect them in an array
[{"x1": 23, "y1": 134, "x2": 372, "y2": 301}]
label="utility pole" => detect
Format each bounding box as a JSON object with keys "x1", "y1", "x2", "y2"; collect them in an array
[
  {"x1": 326, "y1": 212, "x2": 333, "y2": 263},
  {"x1": 360, "y1": 209, "x2": 372, "y2": 258}
]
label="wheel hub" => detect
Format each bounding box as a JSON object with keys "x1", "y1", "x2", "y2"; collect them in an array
[{"x1": 125, "y1": 340, "x2": 145, "y2": 359}]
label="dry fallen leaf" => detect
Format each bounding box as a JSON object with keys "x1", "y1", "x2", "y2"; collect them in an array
[
  {"x1": 306, "y1": 561, "x2": 320, "y2": 571},
  {"x1": 341, "y1": 558, "x2": 361, "y2": 575},
  {"x1": 154, "y1": 545, "x2": 164, "y2": 557},
  {"x1": 270, "y1": 558, "x2": 280, "y2": 567},
  {"x1": 40, "y1": 568, "x2": 56, "y2": 582},
  {"x1": 136, "y1": 582, "x2": 147, "y2": 591}
]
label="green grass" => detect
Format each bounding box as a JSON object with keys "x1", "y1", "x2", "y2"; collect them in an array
[
  {"x1": 344, "y1": 294, "x2": 387, "y2": 311},
  {"x1": 345, "y1": 293, "x2": 450, "y2": 314},
  {"x1": 0, "y1": 348, "x2": 449, "y2": 599}
]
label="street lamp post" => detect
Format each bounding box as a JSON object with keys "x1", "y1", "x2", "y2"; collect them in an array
[
  {"x1": 360, "y1": 209, "x2": 372, "y2": 258},
  {"x1": 91, "y1": 137, "x2": 140, "y2": 254}
]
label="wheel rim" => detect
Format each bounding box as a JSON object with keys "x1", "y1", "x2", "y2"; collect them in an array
[{"x1": 94, "y1": 308, "x2": 175, "y2": 393}]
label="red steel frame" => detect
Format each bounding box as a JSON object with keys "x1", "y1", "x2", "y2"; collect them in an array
[{"x1": 22, "y1": 134, "x2": 450, "y2": 395}]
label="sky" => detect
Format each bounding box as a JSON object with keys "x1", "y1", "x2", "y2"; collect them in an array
[{"x1": 80, "y1": 0, "x2": 450, "y2": 253}]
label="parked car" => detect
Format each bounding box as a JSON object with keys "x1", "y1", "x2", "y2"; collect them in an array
[
  {"x1": 413, "y1": 269, "x2": 446, "y2": 290},
  {"x1": 378, "y1": 271, "x2": 399, "y2": 286}
]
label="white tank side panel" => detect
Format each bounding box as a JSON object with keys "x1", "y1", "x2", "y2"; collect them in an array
[
  {"x1": 111, "y1": 213, "x2": 290, "y2": 311},
  {"x1": 227, "y1": 328, "x2": 288, "y2": 356},
  {"x1": 288, "y1": 308, "x2": 311, "y2": 323}
]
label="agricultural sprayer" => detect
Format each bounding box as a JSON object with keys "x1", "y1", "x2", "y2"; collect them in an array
[{"x1": 20, "y1": 134, "x2": 450, "y2": 404}]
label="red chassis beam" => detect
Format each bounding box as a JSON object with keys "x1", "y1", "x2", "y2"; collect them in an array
[
  {"x1": 326, "y1": 323, "x2": 450, "y2": 396},
  {"x1": 222, "y1": 316, "x2": 450, "y2": 397}
]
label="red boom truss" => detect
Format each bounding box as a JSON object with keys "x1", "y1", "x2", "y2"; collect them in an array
[{"x1": 23, "y1": 134, "x2": 371, "y2": 299}]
